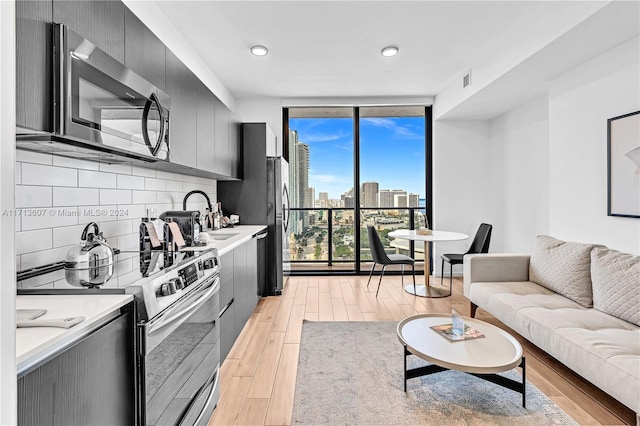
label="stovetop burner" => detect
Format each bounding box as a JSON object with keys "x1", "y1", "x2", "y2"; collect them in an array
[{"x1": 16, "y1": 246, "x2": 213, "y2": 290}]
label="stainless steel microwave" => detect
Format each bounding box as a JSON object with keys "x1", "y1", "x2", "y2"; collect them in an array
[{"x1": 17, "y1": 24, "x2": 170, "y2": 163}]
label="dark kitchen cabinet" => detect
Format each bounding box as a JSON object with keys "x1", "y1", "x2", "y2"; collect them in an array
[
  {"x1": 196, "y1": 80, "x2": 216, "y2": 173},
  {"x1": 16, "y1": 0, "x2": 52, "y2": 133},
  {"x1": 229, "y1": 110, "x2": 241, "y2": 179},
  {"x1": 124, "y1": 8, "x2": 165, "y2": 90},
  {"x1": 214, "y1": 97, "x2": 231, "y2": 176},
  {"x1": 165, "y1": 49, "x2": 197, "y2": 168},
  {"x1": 233, "y1": 240, "x2": 248, "y2": 337},
  {"x1": 219, "y1": 250, "x2": 234, "y2": 362},
  {"x1": 53, "y1": 0, "x2": 125, "y2": 64},
  {"x1": 18, "y1": 304, "x2": 136, "y2": 426},
  {"x1": 218, "y1": 234, "x2": 261, "y2": 364}
]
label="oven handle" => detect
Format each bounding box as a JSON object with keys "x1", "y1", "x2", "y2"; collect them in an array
[
  {"x1": 147, "y1": 276, "x2": 219, "y2": 337},
  {"x1": 182, "y1": 363, "x2": 220, "y2": 426}
]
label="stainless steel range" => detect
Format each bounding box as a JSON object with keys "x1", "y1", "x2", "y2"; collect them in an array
[
  {"x1": 135, "y1": 248, "x2": 221, "y2": 426},
  {"x1": 17, "y1": 247, "x2": 222, "y2": 426}
]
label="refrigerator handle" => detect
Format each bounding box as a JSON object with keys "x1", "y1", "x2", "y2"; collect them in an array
[{"x1": 283, "y1": 185, "x2": 290, "y2": 232}]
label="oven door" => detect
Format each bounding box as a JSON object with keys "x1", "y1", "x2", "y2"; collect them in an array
[
  {"x1": 143, "y1": 275, "x2": 220, "y2": 426},
  {"x1": 55, "y1": 24, "x2": 170, "y2": 160}
]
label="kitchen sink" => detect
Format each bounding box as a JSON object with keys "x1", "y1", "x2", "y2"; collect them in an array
[{"x1": 207, "y1": 232, "x2": 239, "y2": 241}]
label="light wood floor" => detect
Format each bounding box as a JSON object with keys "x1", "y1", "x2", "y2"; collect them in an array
[{"x1": 208, "y1": 275, "x2": 636, "y2": 426}]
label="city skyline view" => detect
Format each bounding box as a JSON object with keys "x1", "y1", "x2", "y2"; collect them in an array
[{"x1": 289, "y1": 115, "x2": 426, "y2": 202}]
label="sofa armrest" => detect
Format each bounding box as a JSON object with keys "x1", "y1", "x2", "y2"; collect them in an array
[{"x1": 463, "y1": 254, "x2": 531, "y2": 298}]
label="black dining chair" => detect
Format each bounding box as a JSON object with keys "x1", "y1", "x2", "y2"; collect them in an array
[
  {"x1": 366, "y1": 226, "x2": 416, "y2": 297},
  {"x1": 440, "y1": 223, "x2": 492, "y2": 293}
]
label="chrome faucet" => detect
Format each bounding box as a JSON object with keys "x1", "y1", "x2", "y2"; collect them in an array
[{"x1": 183, "y1": 190, "x2": 213, "y2": 229}]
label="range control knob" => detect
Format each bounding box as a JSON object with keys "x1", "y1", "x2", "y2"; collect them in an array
[
  {"x1": 159, "y1": 281, "x2": 177, "y2": 296},
  {"x1": 202, "y1": 259, "x2": 215, "y2": 270},
  {"x1": 172, "y1": 277, "x2": 185, "y2": 290}
]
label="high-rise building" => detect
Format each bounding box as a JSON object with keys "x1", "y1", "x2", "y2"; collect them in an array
[
  {"x1": 288, "y1": 130, "x2": 300, "y2": 233},
  {"x1": 379, "y1": 189, "x2": 406, "y2": 207},
  {"x1": 361, "y1": 181, "x2": 379, "y2": 207},
  {"x1": 306, "y1": 187, "x2": 315, "y2": 209},
  {"x1": 408, "y1": 193, "x2": 419, "y2": 207},
  {"x1": 394, "y1": 194, "x2": 408, "y2": 207},
  {"x1": 318, "y1": 192, "x2": 329, "y2": 208},
  {"x1": 296, "y1": 142, "x2": 310, "y2": 207}
]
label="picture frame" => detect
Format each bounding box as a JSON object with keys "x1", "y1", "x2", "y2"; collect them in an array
[{"x1": 607, "y1": 111, "x2": 640, "y2": 218}]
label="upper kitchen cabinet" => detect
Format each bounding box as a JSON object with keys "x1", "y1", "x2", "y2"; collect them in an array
[
  {"x1": 16, "y1": 0, "x2": 52, "y2": 133},
  {"x1": 124, "y1": 8, "x2": 165, "y2": 91},
  {"x1": 214, "y1": 98, "x2": 241, "y2": 179},
  {"x1": 229, "y1": 111, "x2": 241, "y2": 179},
  {"x1": 53, "y1": 0, "x2": 125, "y2": 63},
  {"x1": 196, "y1": 80, "x2": 216, "y2": 173},
  {"x1": 165, "y1": 49, "x2": 197, "y2": 168}
]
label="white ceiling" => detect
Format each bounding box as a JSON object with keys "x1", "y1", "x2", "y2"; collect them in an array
[{"x1": 132, "y1": 1, "x2": 639, "y2": 117}]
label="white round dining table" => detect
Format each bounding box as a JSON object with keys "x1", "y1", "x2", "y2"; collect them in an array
[{"x1": 388, "y1": 229, "x2": 469, "y2": 298}]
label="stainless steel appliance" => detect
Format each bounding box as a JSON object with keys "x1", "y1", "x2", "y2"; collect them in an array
[
  {"x1": 16, "y1": 24, "x2": 170, "y2": 164},
  {"x1": 217, "y1": 123, "x2": 290, "y2": 295},
  {"x1": 64, "y1": 222, "x2": 115, "y2": 287},
  {"x1": 18, "y1": 247, "x2": 222, "y2": 426}
]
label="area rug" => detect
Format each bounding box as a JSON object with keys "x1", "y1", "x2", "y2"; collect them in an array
[{"x1": 292, "y1": 321, "x2": 577, "y2": 425}]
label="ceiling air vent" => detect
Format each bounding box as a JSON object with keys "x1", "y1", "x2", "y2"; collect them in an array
[{"x1": 463, "y1": 70, "x2": 471, "y2": 88}]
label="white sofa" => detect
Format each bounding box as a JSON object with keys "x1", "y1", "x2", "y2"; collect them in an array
[{"x1": 463, "y1": 235, "x2": 640, "y2": 418}]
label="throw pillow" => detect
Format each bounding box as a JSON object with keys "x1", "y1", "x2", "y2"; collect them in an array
[
  {"x1": 529, "y1": 235, "x2": 601, "y2": 307},
  {"x1": 591, "y1": 247, "x2": 640, "y2": 327}
]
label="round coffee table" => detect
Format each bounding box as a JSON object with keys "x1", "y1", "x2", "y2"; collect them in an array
[{"x1": 397, "y1": 313, "x2": 526, "y2": 407}]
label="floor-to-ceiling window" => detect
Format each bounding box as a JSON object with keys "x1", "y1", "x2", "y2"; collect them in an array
[{"x1": 284, "y1": 106, "x2": 431, "y2": 274}]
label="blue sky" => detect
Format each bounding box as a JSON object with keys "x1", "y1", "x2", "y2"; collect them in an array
[{"x1": 290, "y1": 116, "x2": 426, "y2": 200}]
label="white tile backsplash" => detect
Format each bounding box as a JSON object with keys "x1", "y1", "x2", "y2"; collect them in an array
[
  {"x1": 144, "y1": 177, "x2": 166, "y2": 191},
  {"x1": 16, "y1": 154, "x2": 216, "y2": 289},
  {"x1": 100, "y1": 189, "x2": 132, "y2": 205},
  {"x1": 132, "y1": 190, "x2": 156, "y2": 204},
  {"x1": 16, "y1": 150, "x2": 53, "y2": 165},
  {"x1": 132, "y1": 166, "x2": 156, "y2": 178},
  {"x1": 79, "y1": 170, "x2": 117, "y2": 188},
  {"x1": 22, "y1": 163, "x2": 77, "y2": 187},
  {"x1": 100, "y1": 163, "x2": 132, "y2": 175},
  {"x1": 15, "y1": 185, "x2": 52, "y2": 208},
  {"x1": 53, "y1": 187, "x2": 99, "y2": 206},
  {"x1": 117, "y1": 174, "x2": 145, "y2": 190},
  {"x1": 52, "y1": 224, "x2": 87, "y2": 248},
  {"x1": 21, "y1": 207, "x2": 79, "y2": 231},
  {"x1": 16, "y1": 229, "x2": 53, "y2": 255},
  {"x1": 53, "y1": 156, "x2": 100, "y2": 171}
]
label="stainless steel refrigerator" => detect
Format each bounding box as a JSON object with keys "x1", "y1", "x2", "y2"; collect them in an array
[{"x1": 218, "y1": 123, "x2": 290, "y2": 295}]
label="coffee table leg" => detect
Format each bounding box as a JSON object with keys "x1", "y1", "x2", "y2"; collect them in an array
[
  {"x1": 521, "y1": 356, "x2": 526, "y2": 408},
  {"x1": 403, "y1": 345, "x2": 408, "y2": 392}
]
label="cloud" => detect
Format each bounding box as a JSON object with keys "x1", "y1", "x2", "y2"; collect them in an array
[
  {"x1": 310, "y1": 174, "x2": 351, "y2": 184},
  {"x1": 300, "y1": 131, "x2": 349, "y2": 143},
  {"x1": 362, "y1": 117, "x2": 422, "y2": 139}
]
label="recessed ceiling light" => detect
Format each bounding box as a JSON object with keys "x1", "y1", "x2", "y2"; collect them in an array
[
  {"x1": 381, "y1": 46, "x2": 399, "y2": 57},
  {"x1": 251, "y1": 45, "x2": 269, "y2": 56}
]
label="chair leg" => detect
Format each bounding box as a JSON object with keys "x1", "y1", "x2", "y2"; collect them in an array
[
  {"x1": 411, "y1": 263, "x2": 416, "y2": 295},
  {"x1": 376, "y1": 266, "x2": 386, "y2": 297},
  {"x1": 367, "y1": 263, "x2": 376, "y2": 288},
  {"x1": 401, "y1": 265, "x2": 404, "y2": 286},
  {"x1": 440, "y1": 259, "x2": 445, "y2": 286},
  {"x1": 449, "y1": 263, "x2": 453, "y2": 291}
]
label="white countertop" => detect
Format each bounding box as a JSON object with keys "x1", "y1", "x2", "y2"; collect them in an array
[
  {"x1": 16, "y1": 294, "x2": 133, "y2": 375},
  {"x1": 192, "y1": 225, "x2": 267, "y2": 256}
]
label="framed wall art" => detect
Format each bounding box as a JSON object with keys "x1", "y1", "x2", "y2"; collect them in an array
[{"x1": 607, "y1": 110, "x2": 640, "y2": 218}]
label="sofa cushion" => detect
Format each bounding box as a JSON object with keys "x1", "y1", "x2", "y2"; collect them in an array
[
  {"x1": 529, "y1": 235, "x2": 600, "y2": 307},
  {"x1": 591, "y1": 248, "x2": 640, "y2": 327}
]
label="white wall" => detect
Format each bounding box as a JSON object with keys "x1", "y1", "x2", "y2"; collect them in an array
[
  {"x1": 548, "y1": 36, "x2": 640, "y2": 254},
  {"x1": 0, "y1": 0, "x2": 16, "y2": 423},
  {"x1": 432, "y1": 120, "x2": 493, "y2": 276},
  {"x1": 235, "y1": 97, "x2": 283, "y2": 147},
  {"x1": 489, "y1": 95, "x2": 550, "y2": 253}
]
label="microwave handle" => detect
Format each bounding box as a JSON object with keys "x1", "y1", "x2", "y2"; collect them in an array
[{"x1": 142, "y1": 93, "x2": 166, "y2": 157}]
